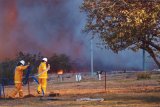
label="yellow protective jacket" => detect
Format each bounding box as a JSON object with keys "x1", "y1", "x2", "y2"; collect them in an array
[
  {"x1": 14, "y1": 65, "x2": 28, "y2": 83},
  {"x1": 38, "y1": 62, "x2": 48, "y2": 78}
]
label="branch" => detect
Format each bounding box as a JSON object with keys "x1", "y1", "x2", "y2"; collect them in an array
[
  {"x1": 140, "y1": 45, "x2": 160, "y2": 68},
  {"x1": 148, "y1": 41, "x2": 160, "y2": 51},
  {"x1": 140, "y1": 38, "x2": 160, "y2": 51}
]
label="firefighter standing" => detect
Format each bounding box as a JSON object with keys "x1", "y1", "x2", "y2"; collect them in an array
[
  {"x1": 10, "y1": 60, "x2": 30, "y2": 98},
  {"x1": 37, "y1": 58, "x2": 50, "y2": 94}
]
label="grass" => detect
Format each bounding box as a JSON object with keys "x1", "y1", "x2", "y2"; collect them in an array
[
  {"x1": 1, "y1": 93, "x2": 160, "y2": 107},
  {"x1": 0, "y1": 72, "x2": 160, "y2": 107},
  {"x1": 137, "y1": 72, "x2": 151, "y2": 80}
]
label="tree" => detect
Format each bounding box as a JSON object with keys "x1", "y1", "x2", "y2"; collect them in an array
[
  {"x1": 0, "y1": 51, "x2": 44, "y2": 84},
  {"x1": 49, "y1": 54, "x2": 72, "y2": 73},
  {"x1": 15, "y1": 51, "x2": 44, "y2": 75},
  {"x1": 81, "y1": 0, "x2": 160, "y2": 68},
  {"x1": 0, "y1": 59, "x2": 16, "y2": 85}
]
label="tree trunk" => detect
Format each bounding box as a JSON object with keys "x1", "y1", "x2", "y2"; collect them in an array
[
  {"x1": 146, "y1": 41, "x2": 160, "y2": 51},
  {"x1": 141, "y1": 46, "x2": 160, "y2": 68},
  {"x1": 140, "y1": 39, "x2": 160, "y2": 51}
]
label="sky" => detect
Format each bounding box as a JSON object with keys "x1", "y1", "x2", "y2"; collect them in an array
[{"x1": 0, "y1": 0, "x2": 155, "y2": 70}]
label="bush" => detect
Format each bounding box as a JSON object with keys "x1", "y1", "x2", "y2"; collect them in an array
[{"x1": 137, "y1": 72, "x2": 151, "y2": 80}]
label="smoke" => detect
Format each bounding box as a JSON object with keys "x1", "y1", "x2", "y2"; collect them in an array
[
  {"x1": 0, "y1": 0, "x2": 154, "y2": 70},
  {"x1": 0, "y1": 0, "x2": 85, "y2": 60}
]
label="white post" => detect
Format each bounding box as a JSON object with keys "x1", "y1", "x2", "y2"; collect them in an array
[
  {"x1": 76, "y1": 75, "x2": 78, "y2": 81},
  {"x1": 76, "y1": 74, "x2": 81, "y2": 82},
  {"x1": 98, "y1": 74, "x2": 101, "y2": 80}
]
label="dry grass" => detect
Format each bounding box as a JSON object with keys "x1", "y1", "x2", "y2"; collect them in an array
[{"x1": 0, "y1": 72, "x2": 160, "y2": 107}]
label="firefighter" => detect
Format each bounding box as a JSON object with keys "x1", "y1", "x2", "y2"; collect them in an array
[
  {"x1": 37, "y1": 58, "x2": 50, "y2": 95},
  {"x1": 10, "y1": 60, "x2": 30, "y2": 98}
]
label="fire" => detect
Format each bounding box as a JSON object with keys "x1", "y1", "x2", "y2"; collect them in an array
[{"x1": 57, "y1": 69, "x2": 64, "y2": 75}]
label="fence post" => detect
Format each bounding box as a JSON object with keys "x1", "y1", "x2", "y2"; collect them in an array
[
  {"x1": 0, "y1": 84, "x2": 1, "y2": 97},
  {"x1": 28, "y1": 79, "x2": 30, "y2": 95},
  {"x1": 105, "y1": 72, "x2": 106, "y2": 91},
  {"x1": 2, "y1": 79, "x2": 6, "y2": 98}
]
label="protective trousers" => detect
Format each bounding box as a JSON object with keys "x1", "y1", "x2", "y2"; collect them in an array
[
  {"x1": 11, "y1": 83, "x2": 23, "y2": 98},
  {"x1": 37, "y1": 78, "x2": 47, "y2": 94}
]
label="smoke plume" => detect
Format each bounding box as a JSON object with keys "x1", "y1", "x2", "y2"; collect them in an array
[{"x1": 0, "y1": 0, "x2": 154, "y2": 70}]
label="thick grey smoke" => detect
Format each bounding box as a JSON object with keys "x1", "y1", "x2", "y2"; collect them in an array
[
  {"x1": 0, "y1": 0, "x2": 86, "y2": 60},
  {"x1": 0, "y1": 0, "x2": 154, "y2": 70}
]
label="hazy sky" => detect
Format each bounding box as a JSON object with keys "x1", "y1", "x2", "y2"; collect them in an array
[{"x1": 0, "y1": 0, "x2": 155, "y2": 70}]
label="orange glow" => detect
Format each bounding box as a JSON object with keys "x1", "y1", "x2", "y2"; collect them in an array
[{"x1": 57, "y1": 69, "x2": 63, "y2": 75}]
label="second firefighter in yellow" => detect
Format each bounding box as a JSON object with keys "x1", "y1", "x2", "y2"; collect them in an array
[
  {"x1": 37, "y1": 58, "x2": 50, "y2": 94},
  {"x1": 10, "y1": 60, "x2": 29, "y2": 98}
]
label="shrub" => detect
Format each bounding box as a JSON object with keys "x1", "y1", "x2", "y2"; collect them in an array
[{"x1": 137, "y1": 72, "x2": 151, "y2": 80}]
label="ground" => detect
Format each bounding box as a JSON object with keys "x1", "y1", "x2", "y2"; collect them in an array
[{"x1": 0, "y1": 72, "x2": 160, "y2": 107}]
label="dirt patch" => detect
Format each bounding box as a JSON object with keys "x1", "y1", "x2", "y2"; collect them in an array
[
  {"x1": 24, "y1": 94, "x2": 36, "y2": 98},
  {"x1": 48, "y1": 92, "x2": 60, "y2": 97}
]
